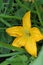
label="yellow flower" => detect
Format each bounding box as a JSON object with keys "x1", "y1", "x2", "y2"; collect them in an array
[{"x1": 6, "y1": 11, "x2": 43, "y2": 57}]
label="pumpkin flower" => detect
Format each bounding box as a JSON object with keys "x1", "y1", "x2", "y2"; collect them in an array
[{"x1": 6, "y1": 11, "x2": 43, "y2": 57}]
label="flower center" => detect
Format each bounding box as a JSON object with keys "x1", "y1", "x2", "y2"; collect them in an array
[{"x1": 24, "y1": 30, "x2": 31, "y2": 36}]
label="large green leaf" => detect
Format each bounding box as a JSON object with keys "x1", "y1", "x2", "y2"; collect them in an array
[{"x1": 0, "y1": 55, "x2": 28, "y2": 65}]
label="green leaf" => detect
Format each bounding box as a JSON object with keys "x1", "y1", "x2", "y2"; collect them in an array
[
  {"x1": 6, "y1": 0, "x2": 14, "y2": 14},
  {"x1": 0, "y1": 55, "x2": 28, "y2": 65},
  {"x1": 16, "y1": 0, "x2": 36, "y2": 13},
  {"x1": 37, "y1": 0, "x2": 43, "y2": 4},
  {"x1": 34, "y1": 0, "x2": 43, "y2": 26},
  {"x1": 0, "y1": 47, "x2": 10, "y2": 54},
  {"x1": 0, "y1": 0, "x2": 3, "y2": 13},
  {"x1": 1, "y1": 32, "x2": 12, "y2": 44},
  {"x1": 15, "y1": 8, "x2": 27, "y2": 19},
  {"x1": 0, "y1": 30, "x2": 12, "y2": 44}
]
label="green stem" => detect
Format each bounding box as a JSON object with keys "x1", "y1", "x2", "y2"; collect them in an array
[
  {"x1": 0, "y1": 14, "x2": 21, "y2": 20},
  {"x1": 0, "y1": 18, "x2": 11, "y2": 27},
  {"x1": 4, "y1": 3, "x2": 17, "y2": 6},
  {"x1": 0, "y1": 42, "x2": 25, "y2": 52},
  {"x1": 0, "y1": 52, "x2": 23, "y2": 57},
  {"x1": 34, "y1": 1, "x2": 43, "y2": 26}
]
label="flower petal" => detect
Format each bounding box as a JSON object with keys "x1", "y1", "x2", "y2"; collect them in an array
[
  {"x1": 6, "y1": 26, "x2": 24, "y2": 37},
  {"x1": 25, "y1": 37, "x2": 37, "y2": 57},
  {"x1": 30, "y1": 27, "x2": 43, "y2": 42},
  {"x1": 22, "y1": 11, "x2": 31, "y2": 31},
  {"x1": 12, "y1": 36, "x2": 27, "y2": 47}
]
